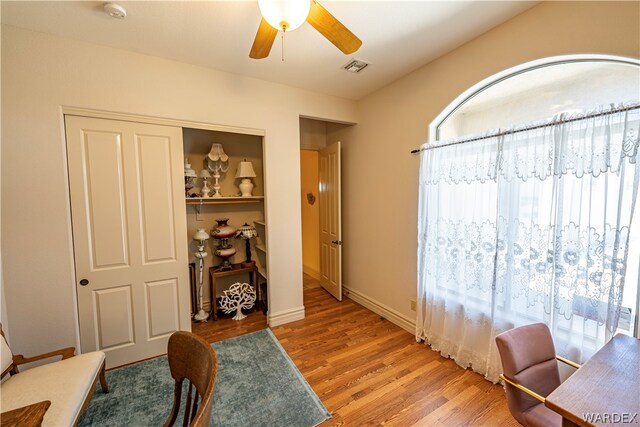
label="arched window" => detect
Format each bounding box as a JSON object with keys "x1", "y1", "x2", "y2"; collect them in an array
[
  {"x1": 428, "y1": 55, "x2": 640, "y2": 339},
  {"x1": 431, "y1": 55, "x2": 640, "y2": 141}
]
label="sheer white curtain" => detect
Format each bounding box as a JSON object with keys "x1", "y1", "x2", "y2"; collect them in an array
[{"x1": 416, "y1": 104, "x2": 640, "y2": 382}]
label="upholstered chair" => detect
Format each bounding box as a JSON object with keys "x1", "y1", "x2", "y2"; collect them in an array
[
  {"x1": 0, "y1": 324, "x2": 108, "y2": 426},
  {"x1": 495, "y1": 323, "x2": 580, "y2": 427}
]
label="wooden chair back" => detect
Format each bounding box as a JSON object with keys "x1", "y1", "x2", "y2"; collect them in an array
[{"x1": 164, "y1": 331, "x2": 218, "y2": 427}]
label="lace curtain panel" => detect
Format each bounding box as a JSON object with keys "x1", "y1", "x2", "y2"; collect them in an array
[{"x1": 416, "y1": 104, "x2": 640, "y2": 383}]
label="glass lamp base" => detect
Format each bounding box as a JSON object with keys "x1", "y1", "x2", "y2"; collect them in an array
[{"x1": 194, "y1": 310, "x2": 208, "y2": 322}]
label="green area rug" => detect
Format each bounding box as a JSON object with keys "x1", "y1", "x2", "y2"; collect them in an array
[{"x1": 78, "y1": 329, "x2": 331, "y2": 427}]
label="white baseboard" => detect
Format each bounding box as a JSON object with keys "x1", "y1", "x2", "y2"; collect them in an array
[
  {"x1": 199, "y1": 300, "x2": 305, "y2": 328},
  {"x1": 268, "y1": 306, "x2": 306, "y2": 327},
  {"x1": 303, "y1": 265, "x2": 320, "y2": 280},
  {"x1": 343, "y1": 285, "x2": 416, "y2": 334}
]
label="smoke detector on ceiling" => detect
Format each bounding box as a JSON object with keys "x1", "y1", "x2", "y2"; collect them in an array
[
  {"x1": 103, "y1": 3, "x2": 127, "y2": 19},
  {"x1": 341, "y1": 59, "x2": 370, "y2": 74}
]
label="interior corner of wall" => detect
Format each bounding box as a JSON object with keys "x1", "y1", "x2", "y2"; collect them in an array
[{"x1": 343, "y1": 284, "x2": 416, "y2": 334}]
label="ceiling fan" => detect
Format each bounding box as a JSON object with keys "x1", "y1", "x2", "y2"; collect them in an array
[{"x1": 250, "y1": 0, "x2": 362, "y2": 59}]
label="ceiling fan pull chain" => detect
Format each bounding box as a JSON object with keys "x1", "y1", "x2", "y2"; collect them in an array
[{"x1": 281, "y1": 30, "x2": 285, "y2": 62}]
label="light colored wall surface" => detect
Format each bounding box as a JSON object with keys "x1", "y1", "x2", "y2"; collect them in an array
[
  {"x1": 0, "y1": 261, "x2": 6, "y2": 339},
  {"x1": 300, "y1": 150, "x2": 320, "y2": 278},
  {"x1": 2, "y1": 1, "x2": 638, "y2": 354},
  {"x1": 0, "y1": 36, "x2": 8, "y2": 336},
  {"x1": 0, "y1": 178, "x2": 6, "y2": 339},
  {"x1": 1, "y1": 25, "x2": 357, "y2": 355},
  {"x1": 299, "y1": 118, "x2": 327, "y2": 150},
  {"x1": 339, "y1": 1, "x2": 640, "y2": 329}
]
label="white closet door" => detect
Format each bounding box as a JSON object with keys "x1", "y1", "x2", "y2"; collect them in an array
[
  {"x1": 319, "y1": 141, "x2": 342, "y2": 301},
  {"x1": 66, "y1": 115, "x2": 190, "y2": 368}
]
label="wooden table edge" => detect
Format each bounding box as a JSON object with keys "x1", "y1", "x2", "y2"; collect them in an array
[
  {"x1": 0, "y1": 400, "x2": 51, "y2": 427},
  {"x1": 544, "y1": 399, "x2": 595, "y2": 427}
]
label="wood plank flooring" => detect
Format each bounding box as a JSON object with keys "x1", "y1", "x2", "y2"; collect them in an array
[{"x1": 192, "y1": 275, "x2": 518, "y2": 426}]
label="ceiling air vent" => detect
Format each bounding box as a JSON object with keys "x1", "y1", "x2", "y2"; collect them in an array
[{"x1": 342, "y1": 59, "x2": 370, "y2": 73}]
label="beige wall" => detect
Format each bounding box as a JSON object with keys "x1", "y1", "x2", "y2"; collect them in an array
[
  {"x1": 0, "y1": 25, "x2": 357, "y2": 355},
  {"x1": 339, "y1": 1, "x2": 640, "y2": 330},
  {"x1": 299, "y1": 118, "x2": 327, "y2": 150},
  {"x1": 2, "y1": 1, "x2": 639, "y2": 354},
  {"x1": 300, "y1": 150, "x2": 320, "y2": 278}
]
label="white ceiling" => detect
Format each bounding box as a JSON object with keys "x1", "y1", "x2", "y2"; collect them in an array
[{"x1": 1, "y1": 1, "x2": 537, "y2": 100}]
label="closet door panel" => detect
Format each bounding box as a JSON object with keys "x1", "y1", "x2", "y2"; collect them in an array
[
  {"x1": 82, "y1": 129, "x2": 129, "y2": 270},
  {"x1": 94, "y1": 285, "x2": 135, "y2": 350},
  {"x1": 66, "y1": 115, "x2": 190, "y2": 368},
  {"x1": 135, "y1": 133, "x2": 178, "y2": 264}
]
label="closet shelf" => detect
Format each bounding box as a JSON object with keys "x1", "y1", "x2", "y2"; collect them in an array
[
  {"x1": 185, "y1": 196, "x2": 264, "y2": 205},
  {"x1": 255, "y1": 244, "x2": 267, "y2": 253},
  {"x1": 253, "y1": 220, "x2": 266, "y2": 226}
]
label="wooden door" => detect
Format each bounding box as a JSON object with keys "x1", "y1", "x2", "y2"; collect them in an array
[
  {"x1": 65, "y1": 115, "x2": 190, "y2": 368},
  {"x1": 319, "y1": 141, "x2": 342, "y2": 301}
]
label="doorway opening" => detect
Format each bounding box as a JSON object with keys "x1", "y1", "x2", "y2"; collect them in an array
[
  {"x1": 300, "y1": 147, "x2": 321, "y2": 281},
  {"x1": 299, "y1": 117, "x2": 353, "y2": 301},
  {"x1": 183, "y1": 127, "x2": 269, "y2": 342}
]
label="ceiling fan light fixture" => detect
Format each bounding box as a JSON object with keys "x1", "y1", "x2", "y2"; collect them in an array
[{"x1": 258, "y1": 0, "x2": 311, "y2": 31}]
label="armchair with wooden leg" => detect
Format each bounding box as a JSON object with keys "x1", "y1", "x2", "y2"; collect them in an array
[
  {"x1": 0, "y1": 324, "x2": 108, "y2": 426},
  {"x1": 495, "y1": 323, "x2": 580, "y2": 427}
]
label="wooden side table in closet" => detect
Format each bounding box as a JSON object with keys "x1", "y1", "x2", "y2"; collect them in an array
[{"x1": 208, "y1": 263, "x2": 259, "y2": 321}]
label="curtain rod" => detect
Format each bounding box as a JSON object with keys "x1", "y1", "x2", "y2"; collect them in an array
[{"x1": 410, "y1": 104, "x2": 640, "y2": 154}]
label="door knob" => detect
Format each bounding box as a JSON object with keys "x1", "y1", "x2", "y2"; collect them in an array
[
  {"x1": 331, "y1": 240, "x2": 342, "y2": 245},
  {"x1": 79, "y1": 279, "x2": 89, "y2": 286}
]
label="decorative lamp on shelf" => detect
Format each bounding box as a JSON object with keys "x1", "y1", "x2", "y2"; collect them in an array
[
  {"x1": 199, "y1": 169, "x2": 212, "y2": 198},
  {"x1": 211, "y1": 218, "x2": 236, "y2": 271},
  {"x1": 192, "y1": 228, "x2": 210, "y2": 322},
  {"x1": 236, "y1": 160, "x2": 257, "y2": 197},
  {"x1": 184, "y1": 158, "x2": 197, "y2": 197},
  {"x1": 235, "y1": 223, "x2": 258, "y2": 268},
  {"x1": 207, "y1": 143, "x2": 229, "y2": 198}
]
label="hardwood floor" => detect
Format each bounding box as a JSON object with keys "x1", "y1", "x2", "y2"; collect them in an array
[
  {"x1": 191, "y1": 301, "x2": 268, "y2": 343},
  {"x1": 192, "y1": 275, "x2": 518, "y2": 426}
]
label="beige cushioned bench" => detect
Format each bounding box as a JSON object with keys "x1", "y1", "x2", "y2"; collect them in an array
[{"x1": 0, "y1": 327, "x2": 108, "y2": 426}]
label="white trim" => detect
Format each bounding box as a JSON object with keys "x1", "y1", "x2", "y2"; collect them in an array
[
  {"x1": 343, "y1": 285, "x2": 416, "y2": 334},
  {"x1": 58, "y1": 107, "x2": 83, "y2": 353},
  {"x1": 62, "y1": 106, "x2": 265, "y2": 136},
  {"x1": 428, "y1": 54, "x2": 640, "y2": 143},
  {"x1": 299, "y1": 114, "x2": 356, "y2": 126},
  {"x1": 268, "y1": 306, "x2": 305, "y2": 327},
  {"x1": 303, "y1": 265, "x2": 320, "y2": 280}
]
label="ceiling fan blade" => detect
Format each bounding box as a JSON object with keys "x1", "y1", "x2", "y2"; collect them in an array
[
  {"x1": 250, "y1": 18, "x2": 278, "y2": 59},
  {"x1": 306, "y1": 0, "x2": 362, "y2": 55}
]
